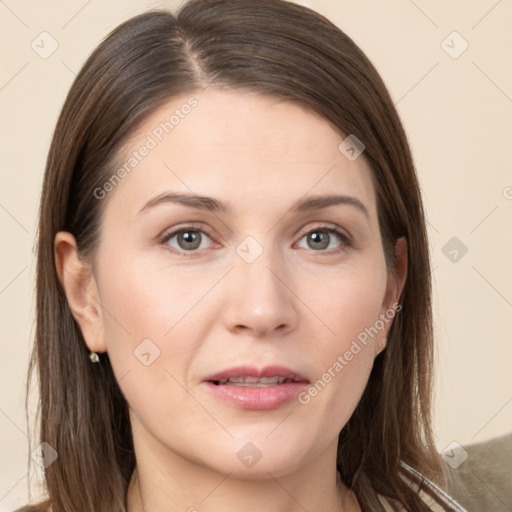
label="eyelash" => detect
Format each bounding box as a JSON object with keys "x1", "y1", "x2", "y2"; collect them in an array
[{"x1": 159, "y1": 223, "x2": 352, "y2": 258}]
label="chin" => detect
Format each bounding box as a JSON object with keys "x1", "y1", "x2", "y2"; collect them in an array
[{"x1": 194, "y1": 435, "x2": 313, "y2": 480}]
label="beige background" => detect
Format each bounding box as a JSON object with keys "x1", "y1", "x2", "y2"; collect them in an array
[{"x1": 1, "y1": 0, "x2": 511, "y2": 509}]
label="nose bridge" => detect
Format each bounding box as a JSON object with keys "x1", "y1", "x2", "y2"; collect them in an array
[{"x1": 223, "y1": 234, "x2": 297, "y2": 335}]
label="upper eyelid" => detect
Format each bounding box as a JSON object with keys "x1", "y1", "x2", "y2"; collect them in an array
[
  {"x1": 160, "y1": 222, "x2": 211, "y2": 239},
  {"x1": 295, "y1": 222, "x2": 350, "y2": 238},
  {"x1": 161, "y1": 222, "x2": 349, "y2": 238}
]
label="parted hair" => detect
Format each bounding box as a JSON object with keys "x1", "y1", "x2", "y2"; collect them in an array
[{"x1": 19, "y1": 1, "x2": 443, "y2": 511}]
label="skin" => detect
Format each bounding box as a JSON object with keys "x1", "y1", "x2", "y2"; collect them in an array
[{"x1": 55, "y1": 88, "x2": 407, "y2": 512}]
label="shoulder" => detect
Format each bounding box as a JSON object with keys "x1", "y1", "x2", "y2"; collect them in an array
[
  {"x1": 377, "y1": 461, "x2": 468, "y2": 512},
  {"x1": 445, "y1": 432, "x2": 512, "y2": 510},
  {"x1": 13, "y1": 500, "x2": 52, "y2": 512}
]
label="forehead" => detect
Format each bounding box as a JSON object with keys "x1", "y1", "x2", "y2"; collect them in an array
[{"x1": 103, "y1": 88, "x2": 377, "y2": 220}]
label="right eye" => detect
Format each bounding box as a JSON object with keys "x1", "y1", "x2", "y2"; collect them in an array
[{"x1": 160, "y1": 226, "x2": 215, "y2": 254}]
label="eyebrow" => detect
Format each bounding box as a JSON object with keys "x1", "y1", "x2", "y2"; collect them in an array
[
  {"x1": 293, "y1": 194, "x2": 369, "y2": 219},
  {"x1": 138, "y1": 192, "x2": 370, "y2": 219},
  {"x1": 139, "y1": 192, "x2": 229, "y2": 214}
]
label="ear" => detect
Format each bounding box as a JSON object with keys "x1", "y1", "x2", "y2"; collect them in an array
[
  {"x1": 375, "y1": 236, "x2": 408, "y2": 356},
  {"x1": 54, "y1": 231, "x2": 106, "y2": 354}
]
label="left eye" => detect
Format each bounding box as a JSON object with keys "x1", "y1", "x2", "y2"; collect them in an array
[
  {"x1": 296, "y1": 229, "x2": 347, "y2": 251},
  {"x1": 163, "y1": 229, "x2": 213, "y2": 252}
]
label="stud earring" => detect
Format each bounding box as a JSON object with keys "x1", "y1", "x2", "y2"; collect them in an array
[{"x1": 89, "y1": 351, "x2": 100, "y2": 363}]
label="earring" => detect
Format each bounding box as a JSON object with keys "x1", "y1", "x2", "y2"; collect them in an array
[{"x1": 89, "y1": 351, "x2": 100, "y2": 363}]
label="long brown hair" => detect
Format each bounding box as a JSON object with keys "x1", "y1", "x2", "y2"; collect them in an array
[{"x1": 19, "y1": 1, "x2": 443, "y2": 510}]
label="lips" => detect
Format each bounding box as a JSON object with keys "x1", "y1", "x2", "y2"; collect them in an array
[
  {"x1": 216, "y1": 376, "x2": 289, "y2": 386},
  {"x1": 202, "y1": 365, "x2": 309, "y2": 410},
  {"x1": 203, "y1": 365, "x2": 309, "y2": 385}
]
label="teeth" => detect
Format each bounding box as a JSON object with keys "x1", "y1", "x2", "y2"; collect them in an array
[{"x1": 217, "y1": 376, "x2": 288, "y2": 386}]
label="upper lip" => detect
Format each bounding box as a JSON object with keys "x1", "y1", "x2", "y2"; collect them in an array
[{"x1": 203, "y1": 365, "x2": 309, "y2": 383}]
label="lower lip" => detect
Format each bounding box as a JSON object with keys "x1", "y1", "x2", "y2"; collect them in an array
[{"x1": 203, "y1": 381, "x2": 309, "y2": 410}]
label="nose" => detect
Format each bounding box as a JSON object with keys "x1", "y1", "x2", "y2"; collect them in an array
[{"x1": 221, "y1": 245, "x2": 299, "y2": 338}]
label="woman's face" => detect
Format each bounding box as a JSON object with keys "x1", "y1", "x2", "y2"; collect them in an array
[{"x1": 68, "y1": 89, "x2": 405, "y2": 478}]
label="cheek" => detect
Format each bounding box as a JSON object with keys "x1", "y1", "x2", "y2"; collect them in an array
[
  {"x1": 95, "y1": 250, "x2": 229, "y2": 394},
  {"x1": 294, "y1": 261, "x2": 387, "y2": 429},
  {"x1": 97, "y1": 251, "x2": 210, "y2": 345},
  {"x1": 94, "y1": 253, "x2": 206, "y2": 385},
  {"x1": 95, "y1": 257, "x2": 212, "y2": 434},
  {"x1": 305, "y1": 259, "x2": 388, "y2": 350}
]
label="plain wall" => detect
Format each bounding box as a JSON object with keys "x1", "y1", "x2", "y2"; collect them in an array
[{"x1": 1, "y1": 0, "x2": 511, "y2": 509}]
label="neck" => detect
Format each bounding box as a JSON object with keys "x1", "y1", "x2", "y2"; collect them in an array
[{"x1": 126, "y1": 443, "x2": 359, "y2": 512}]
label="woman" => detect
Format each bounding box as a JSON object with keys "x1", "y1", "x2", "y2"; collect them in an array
[{"x1": 19, "y1": 0, "x2": 467, "y2": 510}]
